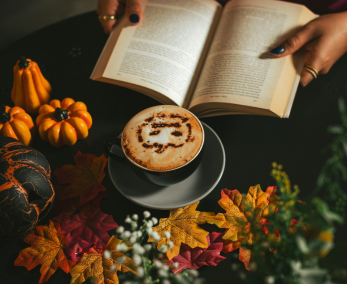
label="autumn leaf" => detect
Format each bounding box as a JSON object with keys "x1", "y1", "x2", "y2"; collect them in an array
[
  {"x1": 70, "y1": 236, "x2": 137, "y2": 284},
  {"x1": 148, "y1": 201, "x2": 215, "y2": 260},
  {"x1": 206, "y1": 186, "x2": 273, "y2": 270},
  {"x1": 14, "y1": 220, "x2": 75, "y2": 284},
  {"x1": 239, "y1": 247, "x2": 251, "y2": 271},
  {"x1": 207, "y1": 186, "x2": 270, "y2": 245},
  {"x1": 53, "y1": 191, "x2": 107, "y2": 217},
  {"x1": 165, "y1": 232, "x2": 226, "y2": 274},
  {"x1": 54, "y1": 151, "x2": 107, "y2": 204},
  {"x1": 53, "y1": 208, "x2": 118, "y2": 262}
]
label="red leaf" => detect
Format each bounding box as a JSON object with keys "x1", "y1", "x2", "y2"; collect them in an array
[
  {"x1": 53, "y1": 191, "x2": 107, "y2": 217},
  {"x1": 53, "y1": 152, "x2": 107, "y2": 204},
  {"x1": 52, "y1": 208, "x2": 118, "y2": 262},
  {"x1": 165, "y1": 232, "x2": 226, "y2": 274}
]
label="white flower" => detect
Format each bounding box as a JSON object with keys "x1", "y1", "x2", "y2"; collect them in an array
[
  {"x1": 154, "y1": 260, "x2": 163, "y2": 269},
  {"x1": 161, "y1": 264, "x2": 169, "y2": 271},
  {"x1": 162, "y1": 280, "x2": 171, "y2": 284},
  {"x1": 137, "y1": 267, "x2": 145, "y2": 278},
  {"x1": 143, "y1": 279, "x2": 152, "y2": 284},
  {"x1": 168, "y1": 241, "x2": 174, "y2": 249},
  {"x1": 131, "y1": 222, "x2": 138, "y2": 230},
  {"x1": 143, "y1": 211, "x2": 151, "y2": 218},
  {"x1": 116, "y1": 243, "x2": 128, "y2": 252},
  {"x1": 103, "y1": 250, "x2": 111, "y2": 259},
  {"x1": 231, "y1": 263, "x2": 240, "y2": 270},
  {"x1": 109, "y1": 264, "x2": 116, "y2": 272},
  {"x1": 249, "y1": 261, "x2": 257, "y2": 271},
  {"x1": 171, "y1": 262, "x2": 179, "y2": 269},
  {"x1": 158, "y1": 269, "x2": 168, "y2": 278},
  {"x1": 132, "y1": 214, "x2": 139, "y2": 220},
  {"x1": 160, "y1": 245, "x2": 168, "y2": 253},
  {"x1": 133, "y1": 243, "x2": 145, "y2": 255},
  {"x1": 147, "y1": 220, "x2": 153, "y2": 227},
  {"x1": 116, "y1": 226, "x2": 124, "y2": 234},
  {"x1": 187, "y1": 269, "x2": 199, "y2": 277},
  {"x1": 136, "y1": 231, "x2": 143, "y2": 238},
  {"x1": 265, "y1": 276, "x2": 275, "y2": 284},
  {"x1": 239, "y1": 272, "x2": 246, "y2": 280},
  {"x1": 151, "y1": 232, "x2": 160, "y2": 241},
  {"x1": 133, "y1": 254, "x2": 142, "y2": 266},
  {"x1": 122, "y1": 231, "x2": 131, "y2": 238},
  {"x1": 152, "y1": 217, "x2": 158, "y2": 225},
  {"x1": 117, "y1": 256, "x2": 126, "y2": 264},
  {"x1": 129, "y1": 235, "x2": 137, "y2": 244},
  {"x1": 163, "y1": 231, "x2": 170, "y2": 239},
  {"x1": 125, "y1": 217, "x2": 132, "y2": 223},
  {"x1": 144, "y1": 244, "x2": 152, "y2": 251},
  {"x1": 146, "y1": 227, "x2": 153, "y2": 235}
]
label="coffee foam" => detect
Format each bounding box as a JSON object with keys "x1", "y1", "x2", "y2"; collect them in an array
[{"x1": 122, "y1": 106, "x2": 203, "y2": 171}]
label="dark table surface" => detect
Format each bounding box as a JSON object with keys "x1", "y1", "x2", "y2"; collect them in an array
[{"x1": 0, "y1": 11, "x2": 347, "y2": 284}]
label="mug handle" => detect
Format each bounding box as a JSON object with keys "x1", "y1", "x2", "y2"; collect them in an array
[{"x1": 104, "y1": 138, "x2": 125, "y2": 161}]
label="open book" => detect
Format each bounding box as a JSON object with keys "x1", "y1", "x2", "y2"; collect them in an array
[{"x1": 91, "y1": 0, "x2": 316, "y2": 118}]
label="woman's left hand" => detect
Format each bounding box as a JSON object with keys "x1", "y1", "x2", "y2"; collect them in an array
[{"x1": 270, "y1": 11, "x2": 347, "y2": 87}]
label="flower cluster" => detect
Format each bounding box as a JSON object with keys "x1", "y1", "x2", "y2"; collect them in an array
[{"x1": 113, "y1": 211, "x2": 203, "y2": 284}]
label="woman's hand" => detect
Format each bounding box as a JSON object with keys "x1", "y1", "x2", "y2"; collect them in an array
[
  {"x1": 97, "y1": 0, "x2": 143, "y2": 34},
  {"x1": 270, "y1": 11, "x2": 347, "y2": 87}
]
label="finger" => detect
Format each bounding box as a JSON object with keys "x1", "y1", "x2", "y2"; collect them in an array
[
  {"x1": 270, "y1": 23, "x2": 319, "y2": 57},
  {"x1": 126, "y1": 0, "x2": 143, "y2": 26},
  {"x1": 300, "y1": 51, "x2": 323, "y2": 87},
  {"x1": 97, "y1": 0, "x2": 120, "y2": 34}
]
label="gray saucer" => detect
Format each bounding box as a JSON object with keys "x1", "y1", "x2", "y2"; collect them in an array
[{"x1": 108, "y1": 122, "x2": 225, "y2": 210}]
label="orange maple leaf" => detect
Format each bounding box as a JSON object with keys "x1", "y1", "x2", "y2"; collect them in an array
[
  {"x1": 70, "y1": 236, "x2": 137, "y2": 284},
  {"x1": 206, "y1": 185, "x2": 272, "y2": 270},
  {"x1": 54, "y1": 151, "x2": 107, "y2": 204},
  {"x1": 14, "y1": 220, "x2": 75, "y2": 284},
  {"x1": 148, "y1": 201, "x2": 215, "y2": 260}
]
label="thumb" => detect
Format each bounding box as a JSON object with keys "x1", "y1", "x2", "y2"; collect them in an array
[
  {"x1": 126, "y1": 0, "x2": 143, "y2": 26},
  {"x1": 270, "y1": 24, "x2": 317, "y2": 57}
]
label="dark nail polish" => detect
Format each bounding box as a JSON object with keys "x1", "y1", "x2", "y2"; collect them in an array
[
  {"x1": 130, "y1": 14, "x2": 140, "y2": 24},
  {"x1": 270, "y1": 46, "x2": 285, "y2": 55}
]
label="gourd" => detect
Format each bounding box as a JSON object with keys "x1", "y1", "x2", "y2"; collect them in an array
[
  {"x1": 0, "y1": 104, "x2": 35, "y2": 146},
  {"x1": 36, "y1": 98, "x2": 93, "y2": 147},
  {"x1": 0, "y1": 137, "x2": 54, "y2": 239},
  {"x1": 11, "y1": 56, "x2": 52, "y2": 115}
]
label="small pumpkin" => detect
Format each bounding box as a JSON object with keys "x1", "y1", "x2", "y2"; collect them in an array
[
  {"x1": 11, "y1": 56, "x2": 52, "y2": 115},
  {"x1": 36, "y1": 98, "x2": 92, "y2": 147},
  {"x1": 0, "y1": 137, "x2": 54, "y2": 240},
  {"x1": 0, "y1": 104, "x2": 35, "y2": 146}
]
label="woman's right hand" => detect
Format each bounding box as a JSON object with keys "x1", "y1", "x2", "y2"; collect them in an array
[{"x1": 97, "y1": 0, "x2": 143, "y2": 34}]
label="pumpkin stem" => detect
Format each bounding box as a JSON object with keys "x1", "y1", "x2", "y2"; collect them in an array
[
  {"x1": 0, "y1": 105, "x2": 11, "y2": 123},
  {"x1": 53, "y1": 108, "x2": 70, "y2": 121},
  {"x1": 18, "y1": 56, "x2": 30, "y2": 69}
]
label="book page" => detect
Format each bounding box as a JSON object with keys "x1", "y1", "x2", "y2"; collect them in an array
[
  {"x1": 102, "y1": 0, "x2": 221, "y2": 106},
  {"x1": 189, "y1": 0, "x2": 309, "y2": 112}
]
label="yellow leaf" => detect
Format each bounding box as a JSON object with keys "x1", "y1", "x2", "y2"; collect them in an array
[
  {"x1": 70, "y1": 236, "x2": 137, "y2": 284},
  {"x1": 148, "y1": 201, "x2": 215, "y2": 260}
]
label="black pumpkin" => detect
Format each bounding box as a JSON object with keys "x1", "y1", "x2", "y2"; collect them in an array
[{"x1": 0, "y1": 137, "x2": 55, "y2": 239}]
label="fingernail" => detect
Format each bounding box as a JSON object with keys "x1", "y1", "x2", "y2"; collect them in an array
[
  {"x1": 270, "y1": 46, "x2": 285, "y2": 55},
  {"x1": 130, "y1": 14, "x2": 140, "y2": 24}
]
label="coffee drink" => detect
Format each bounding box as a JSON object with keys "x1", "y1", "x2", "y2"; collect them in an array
[{"x1": 122, "y1": 106, "x2": 203, "y2": 171}]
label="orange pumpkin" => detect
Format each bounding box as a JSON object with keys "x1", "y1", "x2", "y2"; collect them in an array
[
  {"x1": 0, "y1": 105, "x2": 35, "y2": 146},
  {"x1": 11, "y1": 56, "x2": 52, "y2": 115},
  {"x1": 36, "y1": 98, "x2": 92, "y2": 147}
]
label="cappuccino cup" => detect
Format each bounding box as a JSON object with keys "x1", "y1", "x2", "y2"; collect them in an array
[{"x1": 104, "y1": 105, "x2": 204, "y2": 186}]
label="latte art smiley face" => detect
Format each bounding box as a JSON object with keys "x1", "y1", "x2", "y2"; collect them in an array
[{"x1": 122, "y1": 106, "x2": 203, "y2": 171}]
